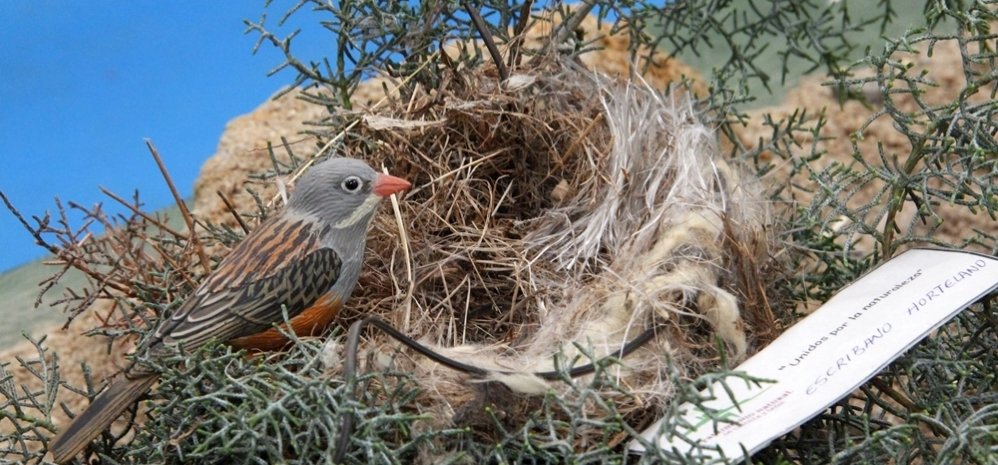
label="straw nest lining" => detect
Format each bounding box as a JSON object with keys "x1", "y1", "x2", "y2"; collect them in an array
[{"x1": 332, "y1": 58, "x2": 771, "y2": 435}]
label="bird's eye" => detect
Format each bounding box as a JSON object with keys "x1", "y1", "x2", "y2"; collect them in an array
[{"x1": 341, "y1": 176, "x2": 362, "y2": 193}]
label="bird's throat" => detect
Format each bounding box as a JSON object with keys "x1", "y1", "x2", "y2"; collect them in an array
[{"x1": 334, "y1": 194, "x2": 381, "y2": 229}]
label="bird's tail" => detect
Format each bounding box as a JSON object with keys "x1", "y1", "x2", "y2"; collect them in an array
[{"x1": 49, "y1": 374, "x2": 158, "y2": 464}]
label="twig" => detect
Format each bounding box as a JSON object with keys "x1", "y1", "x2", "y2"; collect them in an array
[
  {"x1": 463, "y1": 2, "x2": 510, "y2": 81},
  {"x1": 869, "y1": 377, "x2": 916, "y2": 411},
  {"x1": 0, "y1": 190, "x2": 132, "y2": 296},
  {"x1": 508, "y1": 0, "x2": 535, "y2": 68},
  {"x1": 98, "y1": 187, "x2": 186, "y2": 239},
  {"x1": 35, "y1": 263, "x2": 71, "y2": 307},
  {"x1": 147, "y1": 241, "x2": 198, "y2": 289},
  {"x1": 216, "y1": 191, "x2": 251, "y2": 234},
  {"x1": 145, "y1": 140, "x2": 211, "y2": 274},
  {"x1": 529, "y1": 0, "x2": 598, "y2": 66}
]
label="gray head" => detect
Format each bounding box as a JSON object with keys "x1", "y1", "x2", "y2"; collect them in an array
[
  {"x1": 288, "y1": 157, "x2": 410, "y2": 233},
  {"x1": 287, "y1": 157, "x2": 410, "y2": 301}
]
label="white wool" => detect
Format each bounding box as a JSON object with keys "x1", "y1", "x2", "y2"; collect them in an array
[
  {"x1": 512, "y1": 74, "x2": 759, "y2": 368},
  {"x1": 483, "y1": 372, "x2": 551, "y2": 395}
]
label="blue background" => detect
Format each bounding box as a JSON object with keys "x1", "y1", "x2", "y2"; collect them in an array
[{"x1": 0, "y1": 1, "x2": 329, "y2": 271}]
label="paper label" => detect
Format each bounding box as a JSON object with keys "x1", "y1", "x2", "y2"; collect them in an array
[{"x1": 631, "y1": 248, "x2": 998, "y2": 460}]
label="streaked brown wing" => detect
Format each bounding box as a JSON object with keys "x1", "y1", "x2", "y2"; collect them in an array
[
  {"x1": 201, "y1": 214, "x2": 330, "y2": 292},
  {"x1": 148, "y1": 214, "x2": 341, "y2": 351}
]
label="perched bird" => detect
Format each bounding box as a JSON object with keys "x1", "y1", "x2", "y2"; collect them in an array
[{"x1": 49, "y1": 157, "x2": 411, "y2": 464}]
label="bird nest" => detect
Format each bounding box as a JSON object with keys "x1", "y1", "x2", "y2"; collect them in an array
[{"x1": 330, "y1": 59, "x2": 775, "y2": 441}]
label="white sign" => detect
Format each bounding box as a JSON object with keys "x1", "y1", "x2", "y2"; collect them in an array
[{"x1": 631, "y1": 248, "x2": 998, "y2": 460}]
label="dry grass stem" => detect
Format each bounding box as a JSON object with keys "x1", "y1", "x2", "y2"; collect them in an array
[{"x1": 145, "y1": 140, "x2": 210, "y2": 274}]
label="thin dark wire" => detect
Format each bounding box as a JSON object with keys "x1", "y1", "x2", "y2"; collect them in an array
[{"x1": 333, "y1": 315, "x2": 659, "y2": 461}]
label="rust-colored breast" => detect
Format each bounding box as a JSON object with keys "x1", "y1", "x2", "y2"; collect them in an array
[{"x1": 228, "y1": 293, "x2": 342, "y2": 351}]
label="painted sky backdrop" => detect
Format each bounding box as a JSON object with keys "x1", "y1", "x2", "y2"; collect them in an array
[{"x1": 0, "y1": 1, "x2": 331, "y2": 272}]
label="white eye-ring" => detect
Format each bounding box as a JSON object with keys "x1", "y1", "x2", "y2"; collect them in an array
[{"x1": 341, "y1": 176, "x2": 363, "y2": 193}]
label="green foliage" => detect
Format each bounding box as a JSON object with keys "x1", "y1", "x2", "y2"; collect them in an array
[
  {"x1": 129, "y1": 341, "x2": 433, "y2": 465},
  {"x1": 0, "y1": 336, "x2": 64, "y2": 463},
  {"x1": 738, "y1": 2, "x2": 998, "y2": 463}
]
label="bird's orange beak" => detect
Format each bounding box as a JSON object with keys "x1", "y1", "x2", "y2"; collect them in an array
[{"x1": 373, "y1": 173, "x2": 412, "y2": 197}]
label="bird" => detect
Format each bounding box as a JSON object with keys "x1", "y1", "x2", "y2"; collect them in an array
[{"x1": 49, "y1": 157, "x2": 411, "y2": 464}]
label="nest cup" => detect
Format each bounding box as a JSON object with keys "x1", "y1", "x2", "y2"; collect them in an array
[{"x1": 340, "y1": 59, "x2": 772, "y2": 440}]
